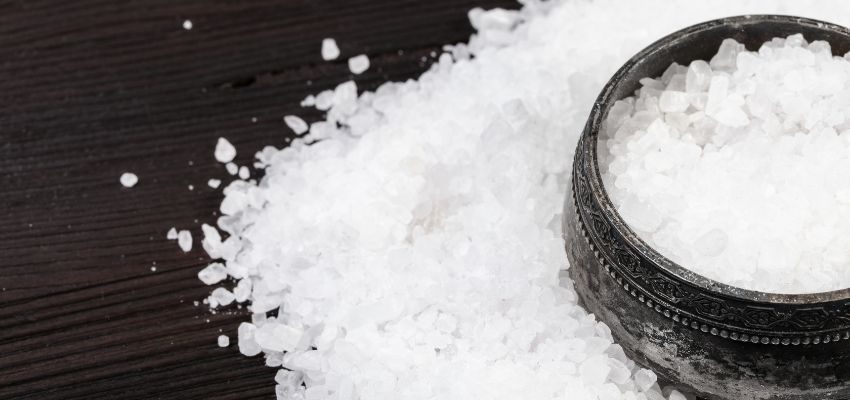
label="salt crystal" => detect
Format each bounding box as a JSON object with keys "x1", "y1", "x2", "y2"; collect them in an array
[
  {"x1": 218, "y1": 334, "x2": 230, "y2": 347},
  {"x1": 182, "y1": 20, "x2": 192, "y2": 30},
  {"x1": 658, "y1": 91, "x2": 689, "y2": 113},
  {"x1": 225, "y1": 162, "x2": 238, "y2": 175},
  {"x1": 119, "y1": 172, "x2": 138, "y2": 188},
  {"x1": 238, "y1": 166, "x2": 250, "y2": 180},
  {"x1": 348, "y1": 55, "x2": 370, "y2": 74},
  {"x1": 321, "y1": 38, "x2": 340, "y2": 61},
  {"x1": 198, "y1": 262, "x2": 228, "y2": 285},
  {"x1": 709, "y1": 38, "x2": 744, "y2": 70},
  {"x1": 238, "y1": 323, "x2": 262, "y2": 357},
  {"x1": 668, "y1": 389, "x2": 687, "y2": 400},
  {"x1": 209, "y1": 287, "x2": 235, "y2": 308},
  {"x1": 166, "y1": 227, "x2": 178, "y2": 240},
  {"x1": 634, "y1": 369, "x2": 658, "y2": 392},
  {"x1": 580, "y1": 355, "x2": 611, "y2": 386},
  {"x1": 215, "y1": 138, "x2": 237, "y2": 163},
  {"x1": 177, "y1": 230, "x2": 192, "y2": 252},
  {"x1": 685, "y1": 60, "x2": 712, "y2": 93},
  {"x1": 208, "y1": 179, "x2": 221, "y2": 189},
  {"x1": 284, "y1": 115, "x2": 309, "y2": 135}
]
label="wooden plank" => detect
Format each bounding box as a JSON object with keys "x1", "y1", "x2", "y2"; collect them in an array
[{"x1": 0, "y1": 0, "x2": 516, "y2": 398}]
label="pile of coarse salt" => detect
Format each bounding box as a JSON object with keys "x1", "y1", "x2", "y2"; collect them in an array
[
  {"x1": 602, "y1": 34, "x2": 850, "y2": 294},
  {"x1": 188, "y1": 1, "x2": 850, "y2": 399}
]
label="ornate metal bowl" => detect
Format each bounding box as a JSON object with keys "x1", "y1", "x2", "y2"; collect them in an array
[{"x1": 565, "y1": 15, "x2": 850, "y2": 400}]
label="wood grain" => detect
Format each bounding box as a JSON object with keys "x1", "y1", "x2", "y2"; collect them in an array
[{"x1": 0, "y1": 0, "x2": 516, "y2": 398}]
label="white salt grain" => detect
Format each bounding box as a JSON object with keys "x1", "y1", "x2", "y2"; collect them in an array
[
  {"x1": 218, "y1": 334, "x2": 230, "y2": 347},
  {"x1": 284, "y1": 115, "x2": 309, "y2": 135},
  {"x1": 209, "y1": 287, "x2": 235, "y2": 308},
  {"x1": 225, "y1": 162, "x2": 238, "y2": 175},
  {"x1": 321, "y1": 38, "x2": 340, "y2": 61},
  {"x1": 198, "y1": 262, "x2": 227, "y2": 285},
  {"x1": 214, "y1": 138, "x2": 236, "y2": 163},
  {"x1": 634, "y1": 369, "x2": 658, "y2": 392},
  {"x1": 177, "y1": 230, "x2": 192, "y2": 252},
  {"x1": 166, "y1": 227, "x2": 178, "y2": 240},
  {"x1": 183, "y1": 20, "x2": 193, "y2": 30},
  {"x1": 668, "y1": 390, "x2": 687, "y2": 400},
  {"x1": 208, "y1": 179, "x2": 221, "y2": 189},
  {"x1": 348, "y1": 54, "x2": 370, "y2": 74},
  {"x1": 238, "y1": 166, "x2": 250, "y2": 180},
  {"x1": 119, "y1": 172, "x2": 138, "y2": 188}
]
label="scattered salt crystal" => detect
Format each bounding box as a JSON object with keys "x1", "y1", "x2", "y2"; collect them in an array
[
  {"x1": 225, "y1": 162, "x2": 238, "y2": 175},
  {"x1": 284, "y1": 115, "x2": 309, "y2": 135},
  {"x1": 198, "y1": 262, "x2": 227, "y2": 285},
  {"x1": 119, "y1": 172, "x2": 138, "y2": 188},
  {"x1": 177, "y1": 230, "x2": 192, "y2": 252},
  {"x1": 348, "y1": 54, "x2": 370, "y2": 74},
  {"x1": 214, "y1": 138, "x2": 236, "y2": 163},
  {"x1": 209, "y1": 287, "x2": 235, "y2": 308},
  {"x1": 321, "y1": 38, "x2": 340, "y2": 61},
  {"x1": 166, "y1": 227, "x2": 178, "y2": 240},
  {"x1": 182, "y1": 20, "x2": 193, "y2": 30},
  {"x1": 218, "y1": 334, "x2": 230, "y2": 347},
  {"x1": 188, "y1": 184, "x2": 194, "y2": 191},
  {"x1": 238, "y1": 166, "x2": 250, "y2": 180},
  {"x1": 208, "y1": 179, "x2": 221, "y2": 189}
]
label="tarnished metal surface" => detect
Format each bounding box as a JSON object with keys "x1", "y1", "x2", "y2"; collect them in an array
[{"x1": 565, "y1": 15, "x2": 850, "y2": 400}]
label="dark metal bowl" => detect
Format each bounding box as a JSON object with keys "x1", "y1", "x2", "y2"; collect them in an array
[{"x1": 565, "y1": 15, "x2": 850, "y2": 400}]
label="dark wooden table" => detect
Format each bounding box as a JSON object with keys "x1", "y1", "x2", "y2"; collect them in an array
[{"x1": 0, "y1": 1, "x2": 515, "y2": 398}]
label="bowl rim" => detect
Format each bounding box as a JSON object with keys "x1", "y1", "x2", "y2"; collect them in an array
[{"x1": 585, "y1": 14, "x2": 850, "y2": 304}]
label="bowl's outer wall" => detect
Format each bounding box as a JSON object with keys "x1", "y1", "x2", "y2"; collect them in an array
[{"x1": 566, "y1": 16, "x2": 850, "y2": 400}]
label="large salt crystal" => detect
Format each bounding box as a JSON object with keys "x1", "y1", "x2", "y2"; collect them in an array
[
  {"x1": 214, "y1": 137, "x2": 236, "y2": 163},
  {"x1": 119, "y1": 172, "x2": 138, "y2": 188},
  {"x1": 321, "y1": 38, "x2": 340, "y2": 61},
  {"x1": 209, "y1": 287, "x2": 235, "y2": 308},
  {"x1": 658, "y1": 91, "x2": 689, "y2": 113},
  {"x1": 238, "y1": 322, "x2": 262, "y2": 357},
  {"x1": 177, "y1": 230, "x2": 192, "y2": 252},
  {"x1": 284, "y1": 115, "x2": 309, "y2": 135},
  {"x1": 634, "y1": 369, "x2": 658, "y2": 392},
  {"x1": 348, "y1": 55, "x2": 370, "y2": 75},
  {"x1": 685, "y1": 60, "x2": 712, "y2": 93},
  {"x1": 198, "y1": 262, "x2": 227, "y2": 285}
]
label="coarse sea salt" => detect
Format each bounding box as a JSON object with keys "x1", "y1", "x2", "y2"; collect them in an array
[
  {"x1": 215, "y1": 138, "x2": 237, "y2": 163},
  {"x1": 322, "y1": 38, "x2": 340, "y2": 61},
  {"x1": 190, "y1": 1, "x2": 850, "y2": 399},
  {"x1": 119, "y1": 172, "x2": 138, "y2": 188},
  {"x1": 177, "y1": 229, "x2": 192, "y2": 252},
  {"x1": 284, "y1": 115, "x2": 309, "y2": 135},
  {"x1": 348, "y1": 54, "x2": 370, "y2": 74},
  {"x1": 601, "y1": 34, "x2": 850, "y2": 293}
]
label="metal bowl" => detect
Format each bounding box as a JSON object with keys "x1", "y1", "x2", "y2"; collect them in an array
[{"x1": 565, "y1": 15, "x2": 850, "y2": 400}]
